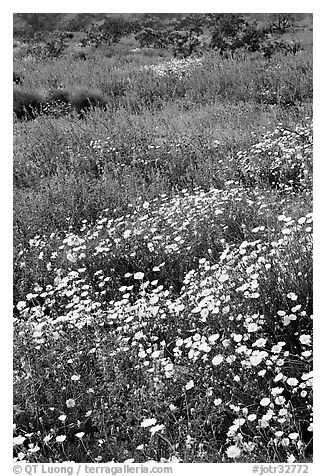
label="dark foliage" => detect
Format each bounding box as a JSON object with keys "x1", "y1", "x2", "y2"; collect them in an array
[
  {"x1": 69, "y1": 89, "x2": 107, "y2": 118},
  {"x1": 13, "y1": 89, "x2": 45, "y2": 120},
  {"x1": 13, "y1": 71, "x2": 23, "y2": 84}
]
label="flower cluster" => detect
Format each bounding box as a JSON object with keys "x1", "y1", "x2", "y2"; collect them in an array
[
  {"x1": 14, "y1": 122, "x2": 312, "y2": 464},
  {"x1": 142, "y1": 57, "x2": 203, "y2": 79},
  {"x1": 235, "y1": 121, "x2": 312, "y2": 194}
]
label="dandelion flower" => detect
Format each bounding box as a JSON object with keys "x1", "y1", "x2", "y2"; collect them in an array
[
  {"x1": 200, "y1": 308, "x2": 209, "y2": 320},
  {"x1": 271, "y1": 387, "x2": 284, "y2": 396},
  {"x1": 274, "y1": 373, "x2": 284, "y2": 382},
  {"x1": 226, "y1": 445, "x2": 241, "y2": 458},
  {"x1": 75, "y1": 432, "x2": 85, "y2": 439},
  {"x1": 164, "y1": 363, "x2": 173, "y2": 372},
  {"x1": 287, "y1": 292, "x2": 298, "y2": 301},
  {"x1": 274, "y1": 396, "x2": 286, "y2": 405},
  {"x1": 185, "y1": 380, "x2": 194, "y2": 390},
  {"x1": 218, "y1": 273, "x2": 229, "y2": 283},
  {"x1": 28, "y1": 444, "x2": 40, "y2": 453},
  {"x1": 123, "y1": 230, "x2": 132, "y2": 239},
  {"x1": 233, "y1": 334, "x2": 243, "y2": 343},
  {"x1": 287, "y1": 377, "x2": 299, "y2": 386},
  {"x1": 208, "y1": 333, "x2": 220, "y2": 343},
  {"x1": 212, "y1": 355, "x2": 224, "y2": 366},
  {"x1": 149, "y1": 424, "x2": 165, "y2": 435},
  {"x1": 260, "y1": 397, "x2": 271, "y2": 407},
  {"x1": 134, "y1": 272, "x2": 144, "y2": 280},
  {"x1": 283, "y1": 316, "x2": 291, "y2": 326},
  {"x1": 43, "y1": 434, "x2": 52, "y2": 443},
  {"x1": 13, "y1": 436, "x2": 26, "y2": 446},
  {"x1": 16, "y1": 301, "x2": 26, "y2": 311},
  {"x1": 250, "y1": 354, "x2": 264, "y2": 366},
  {"x1": 253, "y1": 338, "x2": 267, "y2": 347},
  {"x1": 299, "y1": 335, "x2": 311, "y2": 345},
  {"x1": 141, "y1": 418, "x2": 157, "y2": 428},
  {"x1": 71, "y1": 374, "x2": 80, "y2": 381},
  {"x1": 55, "y1": 435, "x2": 66, "y2": 443},
  {"x1": 66, "y1": 398, "x2": 76, "y2": 408},
  {"x1": 247, "y1": 323, "x2": 258, "y2": 332}
]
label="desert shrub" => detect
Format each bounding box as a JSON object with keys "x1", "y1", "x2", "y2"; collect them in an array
[
  {"x1": 43, "y1": 35, "x2": 69, "y2": 59},
  {"x1": 169, "y1": 31, "x2": 203, "y2": 58},
  {"x1": 67, "y1": 88, "x2": 107, "y2": 117},
  {"x1": 261, "y1": 38, "x2": 302, "y2": 59},
  {"x1": 269, "y1": 14, "x2": 295, "y2": 33},
  {"x1": 81, "y1": 17, "x2": 138, "y2": 49},
  {"x1": 71, "y1": 50, "x2": 88, "y2": 61},
  {"x1": 64, "y1": 13, "x2": 102, "y2": 32},
  {"x1": 13, "y1": 88, "x2": 45, "y2": 120},
  {"x1": 13, "y1": 13, "x2": 65, "y2": 40},
  {"x1": 210, "y1": 17, "x2": 270, "y2": 58},
  {"x1": 13, "y1": 71, "x2": 23, "y2": 84},
  {"x1": 135, "y1": 28, "x2": 170, "y2": 49}
]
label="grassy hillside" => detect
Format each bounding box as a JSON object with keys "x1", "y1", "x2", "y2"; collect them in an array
[{"x1": 13, "y1": 13, "x2": 313, "y2": 464}]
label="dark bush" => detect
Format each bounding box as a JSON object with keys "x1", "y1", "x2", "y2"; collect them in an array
[
  {"x1": 13, "y1": 89, "x2": 45, "y2": 120},
  {"x1": 210, "y1": 16, "x2": 269, "y2": 58},
  {"x1": 270, "y1": 14, "x2": 294, "y2": 33},
  {"x1": 81, "y1": 16, "x2": 137, "y2": 49},
  {"x1": 71, "y1": 50, "x2": 87, "y2": 61},
  {"x1": 261, "y1": 38, "x2": 301, "y2": 58},
  {"x1": 13, "y1": 71, "x2": 23, "y2": 84},
  {"x1": 169, "y1": 30, "x2": 202, "y2": 58},
  {"x1": 69, "y1": 88, "x2": 107, "y2": 117},
  {"x1": 135, "y1": 28, "x2": 170, "y2": 49}
]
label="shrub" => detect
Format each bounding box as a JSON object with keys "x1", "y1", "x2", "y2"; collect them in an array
[
  {"x1": 13, "y1": 71, "x2": 23, "y2": 84},
  {"x1": 135, "y1": 28, "x2": 170, "y2": 49},
  {"x1": 169, "y1": 31, "x2": 203, "y2": 58},
  {"x1": 13, "y1": 88, "x2": 45, "y2": 120},
  {"x1": 71, "y1": 50, "x2": 88, "y2": 61},
  {"x1": 210, "y1": 17, "x2": 269, "y2": 57},
  {"x1": 69, "y1": 88, "x2": 107, "y2": 117}
]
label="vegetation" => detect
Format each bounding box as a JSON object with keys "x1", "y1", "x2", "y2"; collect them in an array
[{"x1": 13, "y1": 13, "x2": 313, "y2": 464}]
